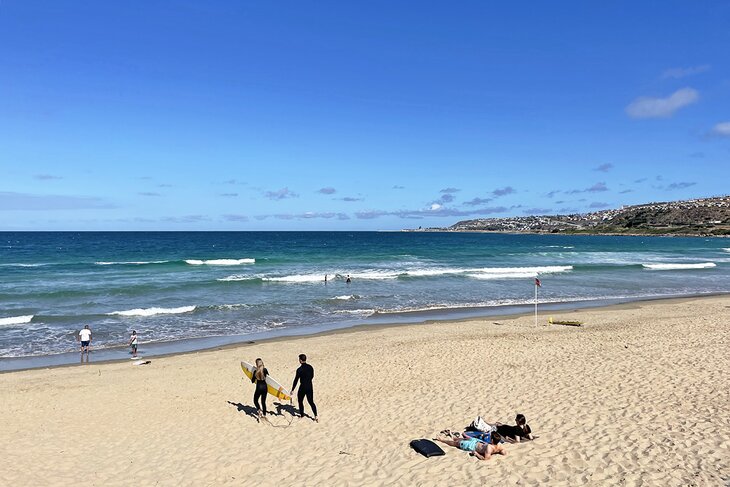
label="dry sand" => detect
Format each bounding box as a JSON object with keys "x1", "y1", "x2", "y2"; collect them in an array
[{"x1": 1, "y1": 296, "x2": 729, "y2": 486}]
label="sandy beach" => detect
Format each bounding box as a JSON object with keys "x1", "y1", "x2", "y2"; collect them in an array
[{"x1": 1, "y1": 295, "x2": 728, "y2": 486}]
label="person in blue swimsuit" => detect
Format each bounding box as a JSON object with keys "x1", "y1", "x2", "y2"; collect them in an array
[{"x1": 435, "y1": 432, "x2": 506, "y2": 460}]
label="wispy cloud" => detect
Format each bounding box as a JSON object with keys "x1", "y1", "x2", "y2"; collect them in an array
[
  {"x1": 625, "y1": 87, "x2": 699, "y2": 119},
  {"x1": 666, "y1": 181, "x2": 696, "y2": 190},
  {"x1": 618, "y1": 189, "x2": 633, "y2": 194},
  {"x1": 161, "y1": 215, "x2": 210, "y2": 223},
  {"x1": 219, "y1": 193, "x2": 238, "y2": 197},
  {"x1": 567, "y1": 182, "x2": 608, "y2": 194},
  {"x1": 392, "y1": 185, "x2": 405, "y2": 190},
  {"x1": 688, "y1": 152, "x2": 705, "y2": 159},
  {"x1": 222, "y1": 179, "x2": 244, "y2": 185},
  {"x1": 522, "y1": 207, "x2": 552, "y2": 215},
  {"x1": 440, "y1": 187, "x2": 460, "y2": 194},
  {"x1": 223, "y1": 214, "x2": 249, "y2": 222},
  {"x1": 463, "y1": 197, "x2": 493, "y2": 206},
  {"x1": 355, "y1": 205, "x2": 508, "y2": 220},
  {"x1": 34, "y1": 174, "x2": 63, "y2": 180},
  {"x1": 264, "y1": 187, "x2": 299, "y2": 200},
  {"x1": 0, "y1": 192, "x2": 114, "y2": 211},
  {"x1": 634, "y1": 178, "x2": 647, "y2": 183},
  {"x1": 710, "y1": 121, "x2": 730, "y2": 137},
  {"x1": 594, "y1": 163, "x2": 613, "y2": 173},
  {"x1": 259, "y1": 212, "x2": 351, "y2": 220},
  {"x1": 317, "y1": 187, "x2": 337, "y2": 195},
  {"x1": 339, "y1": 196, "x2": 363, "y2": 202},
  {"x1": 492, "y1": 186, "x2": 516, "y2": 197},
  {"x1": 138, "y1": 192, "x2": 161, "y2": 197},
  {"x1": 158, "y1": 184, "x2": 173, "y2": 188},
  {"x1": 545, "y1": 190, "x2": 561, "y2": 198},
  {"x1": 661, "y1": 65, "x2": 710, "y2": 79},
  {"x1": 589, "y1": 202, "x2": 611, "y2": 209}
]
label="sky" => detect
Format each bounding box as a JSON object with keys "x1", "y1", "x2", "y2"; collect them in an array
[{"x1": 1, "y1": 1, "x2": 729, "y2": 231}]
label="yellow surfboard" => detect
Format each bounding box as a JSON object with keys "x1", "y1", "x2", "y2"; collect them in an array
[{"x1": 241, "y1": 361, "x2": 292, "y2": 401}]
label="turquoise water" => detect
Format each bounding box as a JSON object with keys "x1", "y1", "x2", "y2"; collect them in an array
[{"x1": 1, "y1": 232, "x2": 728, "y2": 360}]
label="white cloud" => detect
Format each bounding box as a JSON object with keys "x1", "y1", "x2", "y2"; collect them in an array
[
  {"x1": 711, "y1": 121, "x2": 730, "y2": 137},
  {"x1": 430, "y1": 203, "x2": 442, "y2": 210},
  {"x1": 661, "y1": 65, "x2": 710, "y2": 79},
  {"x1": 625, "y1": 88, "x2": 698, "y2": 119}
]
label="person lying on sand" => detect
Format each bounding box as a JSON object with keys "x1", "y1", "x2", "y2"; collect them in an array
[
  {"x1": 495, "y1": 413, "x2": 533, "y2": 443},
  {"x1": 435, "y1": 432, "x2": 506, "y2": 460}
]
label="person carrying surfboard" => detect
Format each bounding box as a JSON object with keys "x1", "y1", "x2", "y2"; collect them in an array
[
  {"x1": 251, "y1": 358, "x2": 269, "y2": 418},
  {"x1": 291, "y1": 354, "x2": 318, "y2": 422}
]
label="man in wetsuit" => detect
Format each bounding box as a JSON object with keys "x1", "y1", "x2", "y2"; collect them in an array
[{"x1": 291, "y1": 354, "x2": 318, "y2": 422}]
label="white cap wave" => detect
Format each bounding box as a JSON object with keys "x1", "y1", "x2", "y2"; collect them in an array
[
  {"x1": 0, "y1": 315, "x2": 34, "y2": 326},
  {"x1": 186, "y1": 258, "x2": 255, "y2": 266},
  {"x1": 107, "y1": 306, "x2": 197, "y2": 317}
]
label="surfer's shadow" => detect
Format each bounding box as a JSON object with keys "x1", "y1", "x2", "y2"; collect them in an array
[
  {"x1": 226, "y1": 401, "x2": 261, "y2": 420},
  {"x1": 273, "y1": 401, "x2": 297, "y2": 417},
  {"x1": 226, "y1": 400, "x2": 296, "y2": 421}
]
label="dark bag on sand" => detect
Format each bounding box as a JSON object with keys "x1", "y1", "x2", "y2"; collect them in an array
[{"x1": 410, "y1": 439, "x2": 445, "y2": 457}]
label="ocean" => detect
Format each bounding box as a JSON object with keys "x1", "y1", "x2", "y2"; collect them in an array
[{"x1": 1, "y1": 232, "x2": 728, "y2": 369}]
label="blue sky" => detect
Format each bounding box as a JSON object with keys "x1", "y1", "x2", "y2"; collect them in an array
[{"x1": 1, "y1": 1, "x2": 729, "y2": 230}]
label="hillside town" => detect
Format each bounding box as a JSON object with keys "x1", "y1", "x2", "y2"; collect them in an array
[{"x1": 427, "y1": 196, "x2": 730, "y2": 236}]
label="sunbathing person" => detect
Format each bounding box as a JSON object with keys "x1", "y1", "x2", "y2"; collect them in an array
[
  {"x1": 495, "y1": 413, "x2": 533, "y2": 443},
  {"x1": 435, "y1": 432, "x2": 506, "y2": 460}
]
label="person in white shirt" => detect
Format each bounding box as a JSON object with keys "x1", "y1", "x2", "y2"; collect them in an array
[
  {"x1": 78, "y1": 325, "x2": 92, "y2": 353},
  {"x1": 129, "y1": 330, "x2": 138, "y2": 357}
]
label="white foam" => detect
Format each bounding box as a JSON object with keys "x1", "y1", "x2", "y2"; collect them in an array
[
  {"x1": 467, "y1": 272, "x2": 541, "y2": 280},
  {"x1": 95, "y1": 260, "x2": 169, "y2": 265},
  {"x1": 0, "y1": 263, "x2": 47, "y2": 267},
  {"x1": 642, "y1": 262, "x2": 716, "y2": 270},
  {"x1": 472, "y1": 265, "x2": 573, "y2": 275},
  {"x1": 263, "y1": 274, "x2": 326, "y2": 283},
  {"x1": 351, "y1": 270, "x2": 400, "y2": 280},
  {"x1": 212, "y1": 303, "x2": 250, "y2": 310},
  {"x1": 0, "y1": 315, "x2": 34, "y2": 326},
  {"x1": 405, "y1": 267, "x2": 465, "y2": 277},
  {"x1": 108, "y1": 306, "x2": 197, "y2": 317},
  {"x1": 185, "y1": 258, "x2": 255, "y2": 266},
  {"x1": 332, "y1": 295, "x2": 356, "y2": 300},
  {"x1": 217, "y1": 275, "x2": 255, "y2": 282},
  {"x1": 723, "y1": 248, "x2": 730, "y2": 253}
]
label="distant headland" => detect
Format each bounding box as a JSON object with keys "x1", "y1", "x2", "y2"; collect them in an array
[{"x1": 408, "y1": 196, "x2": 730, "y2": 236}]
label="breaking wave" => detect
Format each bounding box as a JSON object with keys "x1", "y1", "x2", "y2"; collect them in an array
[
  {"x1": 107, "y1": 306, "x2": 197, "y2": 317},
  {"x1": 185, "y1": 258, "x2": 255, "y2": 266},
  {"x1": 0, "y1": 315, "x2": 34, "y2": 326},
  {"x1": 642, "y1": 262, "x2": 716, "y2": 270}
]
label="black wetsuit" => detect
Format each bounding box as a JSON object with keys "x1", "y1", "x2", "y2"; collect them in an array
[
  {"x1": 292, "y1": 363, "x2": 317, "y2": 418},
  {"x1": 251, "y1": 367, "x2": 269, "y2": 415},
  {"x1": 496, "y1": 423, "x2": 531, "y2": 440}
]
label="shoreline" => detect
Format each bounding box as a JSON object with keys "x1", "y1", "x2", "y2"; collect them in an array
[{"x1": 2, "y1": 291, "x2": 727, "y2": 373}]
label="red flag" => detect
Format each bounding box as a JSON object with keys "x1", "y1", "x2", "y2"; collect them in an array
[{"x1": 535, "y1": 277, "x2": 541, "y2": 287}]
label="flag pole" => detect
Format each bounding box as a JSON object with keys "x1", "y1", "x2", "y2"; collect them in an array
[
  {"x1": 534, "y1": 277, "x2": 541, "y2": 326},
  {"x1": 534, "y1": 281, "x2": 538, "y2": 326}
]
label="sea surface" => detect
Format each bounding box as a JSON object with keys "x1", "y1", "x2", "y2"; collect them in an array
[{"x1": 1, "y1": 232, "x2": 729, "y2": 367}]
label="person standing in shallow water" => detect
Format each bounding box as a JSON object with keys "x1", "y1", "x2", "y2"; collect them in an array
[
  {"x1": 78, "y1": 325, "x2": 92, "y2": 353},
  {"x1": 291, "y1": 354, "x2": 318, "y2": 422},
  {"x1": 251, "y1": 358, "x2": 269, "y2": 418}
]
